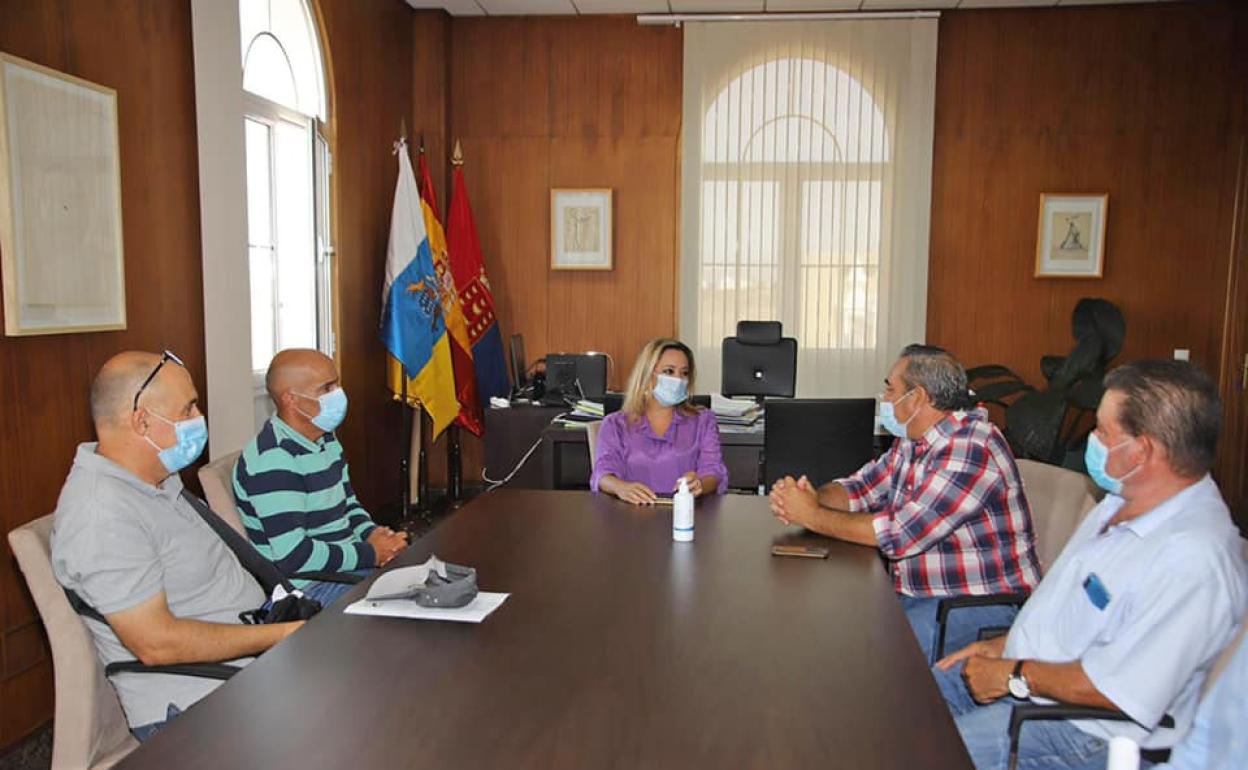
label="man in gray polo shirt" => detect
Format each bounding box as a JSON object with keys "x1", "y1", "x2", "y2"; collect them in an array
[{"x1": 52, "y1": 351, "x2": 304, "y2": 740}]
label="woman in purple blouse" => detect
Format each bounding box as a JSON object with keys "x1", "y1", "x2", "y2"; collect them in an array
[{"x1": 591, "y1": 338, "x2": 728, "y2": 505}]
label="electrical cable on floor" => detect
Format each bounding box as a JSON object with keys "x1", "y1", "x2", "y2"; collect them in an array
[{"x1": 481, "y1": 412, "x2": 569, "y2": 492}]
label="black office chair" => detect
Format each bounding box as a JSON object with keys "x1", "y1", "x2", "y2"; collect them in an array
[
  {"x1": 763, "y1": 399, "x2": 876, "y2": 489},
  {"x1": 722, "y1": 321, "x2": 797, "y2": 403}
]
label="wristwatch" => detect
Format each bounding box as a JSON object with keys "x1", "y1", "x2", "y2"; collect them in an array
[{"x1": 1007, "y1": 660, "x2": 1031, "y2": 699}]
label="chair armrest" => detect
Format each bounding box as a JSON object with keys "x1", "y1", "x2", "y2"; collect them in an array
[
  {"x1": 105, "y1": 661, "x2": 242, "y2": 681},
  {"x1": 977, "y1": 626, "x2": 1010, "y2": 642},
  {"x1": 1007, "y1": 704, "x2": 1175, "y2": 770},
  {"x1": 934, "y1": 592, "x2": 1029, "y2": 660},
  {"x1": 291, "y1": 571, "x2": 365, "y2": 585}
]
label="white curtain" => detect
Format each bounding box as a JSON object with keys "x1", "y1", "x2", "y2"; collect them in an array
[{"x1": 680, "y1": 20, "x2": 937, "y2": 398}]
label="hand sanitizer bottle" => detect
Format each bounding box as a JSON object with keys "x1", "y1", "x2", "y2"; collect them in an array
[{"x1": 673, "y1": 477, "x2": 694, "y2": 542}]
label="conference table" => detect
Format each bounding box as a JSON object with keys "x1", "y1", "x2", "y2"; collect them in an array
[{"x1": 118, "y1": 491, "x2": 972, "y2": 769}]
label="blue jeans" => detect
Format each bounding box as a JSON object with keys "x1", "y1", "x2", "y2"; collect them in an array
[
  {"x1": 933, "y1": 663, "x2": 1109, "y2": 770},
  {"x1": 301, "y1": 568, "x2": 372, "y2": 608},
  {"x1": 901, "y1": 595, "x2": 1021, "y2": 664},
  {"x1": 131, "y1": 703, "x2": 182, "y2": 742}
]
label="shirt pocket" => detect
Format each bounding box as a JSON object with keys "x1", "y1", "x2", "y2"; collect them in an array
[{"x1": 1052, "y1": 567, "x2": 1114, "y2": 653}]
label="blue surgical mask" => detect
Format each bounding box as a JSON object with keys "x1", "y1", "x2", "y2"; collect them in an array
[
  {"x1": 879, "y1": 389, "x2": 916, "y2": 439},
  {"x1": 1084, "y1": 432, "x2": 1138, "y2": 495},
  {"x1": 144, "y1": 413, "x2": 208, "y2": 474},
  {"x1": 652, "y1": 374, "x2": 688, "y2": 407},
  {"x1": 296, "y1": 387, "x2": 349, "y2": 432}
]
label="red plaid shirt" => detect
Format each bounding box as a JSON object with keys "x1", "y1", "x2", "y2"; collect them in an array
[{"x1": 839, "y1": 408, "x2": 1040, "y2": 597}]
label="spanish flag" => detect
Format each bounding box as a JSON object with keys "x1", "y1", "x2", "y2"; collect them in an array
[
  {"x1": 380, "y1": 140, "x2": 458, "y2": 437},
  {"x1": 418, "y1": 149, "x2": 482, "y2": 437}
]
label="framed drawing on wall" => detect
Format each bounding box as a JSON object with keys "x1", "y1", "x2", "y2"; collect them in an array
[
  {"x1": 0, "y1": 53, "x2": 126, "y2": 336},
  {"x1": 1035, "y1": 193, "x2": 1108, "y2": 279},
  {"x1": 551, "y1": 188, "x2": 612, "y2": 271}
]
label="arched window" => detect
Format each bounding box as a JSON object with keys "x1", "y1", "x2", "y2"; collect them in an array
[
  {"x1": 682, "y1": 21, "x2": 937, "y2": 398},
  {"x1": 240, "y1": 0, "x2": 332, "y2": 394},
  {"x1": 700, "y1": 57, "x2": 888, "y2": 354}
]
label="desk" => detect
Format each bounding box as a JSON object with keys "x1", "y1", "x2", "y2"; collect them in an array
[
  {"x1": 119, "y1": 492, "x2": 971, "y2": 770},
  {"x1": 484, "y1": 406, "x2": 763, "y2": 491},
  {"x1": 543, "y1": 422, "x2": 764, "y2": 490}
]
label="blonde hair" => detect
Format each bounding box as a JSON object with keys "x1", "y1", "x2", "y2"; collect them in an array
[{"x1": 621, "y1": 338, "x2": 699, "y2": 421}]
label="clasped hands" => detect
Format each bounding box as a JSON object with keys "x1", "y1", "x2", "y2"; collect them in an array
[
  {"x1": 616, "y1": 472, "x2": 704, "y2": 505},
  {"x1": 936, "y1": 635, "x2": 1015, "y2": 704},
  {"x1": 767, "y1": 474, "x2": 822, "y2": 527},
  {"x1": 367, "y1": 525, "x2": 409, "y2": 567}
]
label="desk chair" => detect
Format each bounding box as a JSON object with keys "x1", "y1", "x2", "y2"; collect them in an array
[
  {"x1": 9, "y1": 515, "x2": 138, "y2": 769},
  {"x1": 762, "y1": 399, "x2": 876, "y2": 489},
  {"x1": 198, "y1": 451, "x2": 362, "y2": 587},
  {"x1": 198, "y1": 451, "x2": 246, "y2": 537},
  {"x1": 721, "y1": 321, "x2": 797, "y2": 402},
  {"x1": 586, "y1": 420, "x2": 603, "y2": 470},
  {"x1": 933, "y1": 460, "x2": 1101, "y2": 661}
]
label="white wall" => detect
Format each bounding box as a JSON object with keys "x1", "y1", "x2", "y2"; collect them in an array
[{"x1": 190, "y1": 0, "x2": 257, "y2": 459}]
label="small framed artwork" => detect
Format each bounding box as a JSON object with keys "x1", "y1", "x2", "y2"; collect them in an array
[
  {"x1": 1035, "y1": 193, "x2": 1108, "y2": 279},
  {"x1": 551, "y1": 188, "x2": 612, "y2": 271},
  {"x1": 0, "y1": 53, "x2": 127, "y2": 335}
]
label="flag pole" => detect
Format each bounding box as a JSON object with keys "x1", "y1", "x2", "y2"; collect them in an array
[
  {"x1": 400, "y1": 373, "x2": 411, "y2": 516},
  {"x1": 445, "y1": 140, "x2": 467, "y2": 503}
]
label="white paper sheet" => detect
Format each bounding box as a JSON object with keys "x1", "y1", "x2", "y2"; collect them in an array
[{"x1": 343, "y1": 592, "x2": 510, "y2": 623}]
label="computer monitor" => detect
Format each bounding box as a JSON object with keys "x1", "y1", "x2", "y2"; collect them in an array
[
  {"x1": 543, "y1": 353, "x2": 608, "y2": 404},
  {"x1": 509, "y1": 334, "x2": 527, "y2": 390},
  {"x1": 763, "y1": 398, "x2": 876, "y2": 488}
]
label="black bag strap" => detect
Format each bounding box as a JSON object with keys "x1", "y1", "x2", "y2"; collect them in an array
[{"x1": 179, "y1": 490, "x2": 295, "y2": 596}]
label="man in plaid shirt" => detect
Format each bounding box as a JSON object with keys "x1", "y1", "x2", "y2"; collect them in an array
[{"x1": 770, "y1": 344, "x2": 1041, "y2": 661}]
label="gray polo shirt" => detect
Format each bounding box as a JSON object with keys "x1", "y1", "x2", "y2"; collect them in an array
[{"x1": 51, "y1": 443, "x2": 266, "y2": 728}]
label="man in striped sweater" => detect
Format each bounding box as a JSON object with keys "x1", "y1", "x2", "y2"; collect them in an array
[{"x1": 234, "y1": 349, "x2": 408, "y2": 606}]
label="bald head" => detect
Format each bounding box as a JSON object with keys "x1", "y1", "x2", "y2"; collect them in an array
[
  {"x1": 266, "y1": 349, "x2": 337, "y2": 404},
  {"x1": 91, "y1": 351, "x2": 164, "y2": 429}
]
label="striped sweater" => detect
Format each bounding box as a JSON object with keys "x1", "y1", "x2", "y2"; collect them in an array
[{"x1": 234, "y1": 416, "x2": 376, "y2": 585}]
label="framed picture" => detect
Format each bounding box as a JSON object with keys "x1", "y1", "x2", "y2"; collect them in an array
[
  {"x1": 551, "y1": 188, "x2": 612, "y2": 271},
  {"x1": 0, "y1": 53, "x2": 126, "y2": 336},
  {"x1": 1035, "y1": 193, "x2": 1108, "y2": 279}
]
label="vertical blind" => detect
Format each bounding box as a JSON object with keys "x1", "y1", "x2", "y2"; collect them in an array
[{"x1": 680, "y1": 20, "x2": 938, "y2": 397}]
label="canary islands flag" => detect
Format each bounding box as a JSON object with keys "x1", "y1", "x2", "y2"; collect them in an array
[{"x1": 381, "y1": 140, "x2": 458, "y2": 437}]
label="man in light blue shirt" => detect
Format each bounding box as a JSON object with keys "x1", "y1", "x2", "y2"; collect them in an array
[
  {"x1": 1156, "y1": 627, "x2": 1247, "y2": 770},
  {"x1": 932, "y1": 360, "x2": 1247, "y2": 770}
]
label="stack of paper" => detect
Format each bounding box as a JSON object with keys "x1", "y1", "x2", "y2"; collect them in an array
[
  {"x1": 711, "y1": 393, "x2": 762, "y2": 426},
  {"x1": 570, "y1": 399, "x2": 604, "y2": 419},
  {"x1": 344, "y1": 592, "x2": 509, "y2": 623}
]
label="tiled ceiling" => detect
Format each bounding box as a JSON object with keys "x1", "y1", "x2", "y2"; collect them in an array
[{"x1": 406, "y1": 0, "x2": 1177, "y2": 17}]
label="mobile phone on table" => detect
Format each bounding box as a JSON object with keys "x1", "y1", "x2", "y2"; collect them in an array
[{"x1": 770, "y1": 543, "x2": 829, "y2": 559}]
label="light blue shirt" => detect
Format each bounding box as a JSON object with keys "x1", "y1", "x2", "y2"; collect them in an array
[
  {"x1": 1158, "y1": 629, "x2": 1247, "y2": 770},
  {"x1": 1004, "y1": 475, "x2": 1246, "y2": 749}
]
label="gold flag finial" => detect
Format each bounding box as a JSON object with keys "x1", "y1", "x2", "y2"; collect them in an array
[
  {"x1": 452, "y1": 140, "x2": 465, "y2": 167},
  {"x1": 399, "y1": 118, "x2": 408, "y2": 142}
]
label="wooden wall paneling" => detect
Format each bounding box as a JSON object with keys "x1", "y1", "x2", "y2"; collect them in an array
[
  {"x1": 0, "y1": 0, "x2": 207, "y2": 749},
  {"x1": 927, "y1": 4, "x2": 1239, "y2": 390},
  {"x1": 412, "y1": 10, "x2": 451, "y2": 207},
  {"x1": 449, "y1": 15, "x2": 681, "y2": 393},
  {"x1": 547, "y1": 136, "x2": 680, "y2": 382},
  {"x1": 316, "y1": 0, "x2": 416, "y2": 520},
  {"x1": 1214, "y1": 3, "x2": 1248, "y2": 529}
]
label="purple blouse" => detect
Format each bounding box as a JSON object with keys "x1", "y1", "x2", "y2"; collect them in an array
[{"x1": 590, "y1": 408, "x2": 729, "y2": 495}]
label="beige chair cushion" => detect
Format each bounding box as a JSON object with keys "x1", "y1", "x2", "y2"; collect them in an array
[
  {"x1": 8, "y1": 515, "x2": 137, "y2": 770},
  {"x1": 198, "y1": 451, "x2": 246, "y2": 537},
  {"x1": 586, "y1": 420, "x2": 603, "y2": 472},
  {"x1": 1015, "y1": 459, "x2": 1101, "y2": 573}
]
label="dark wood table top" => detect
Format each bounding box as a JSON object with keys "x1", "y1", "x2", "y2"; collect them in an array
[{"x1": 119, "y1": 490, "x2": 971, "y2": 770}]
